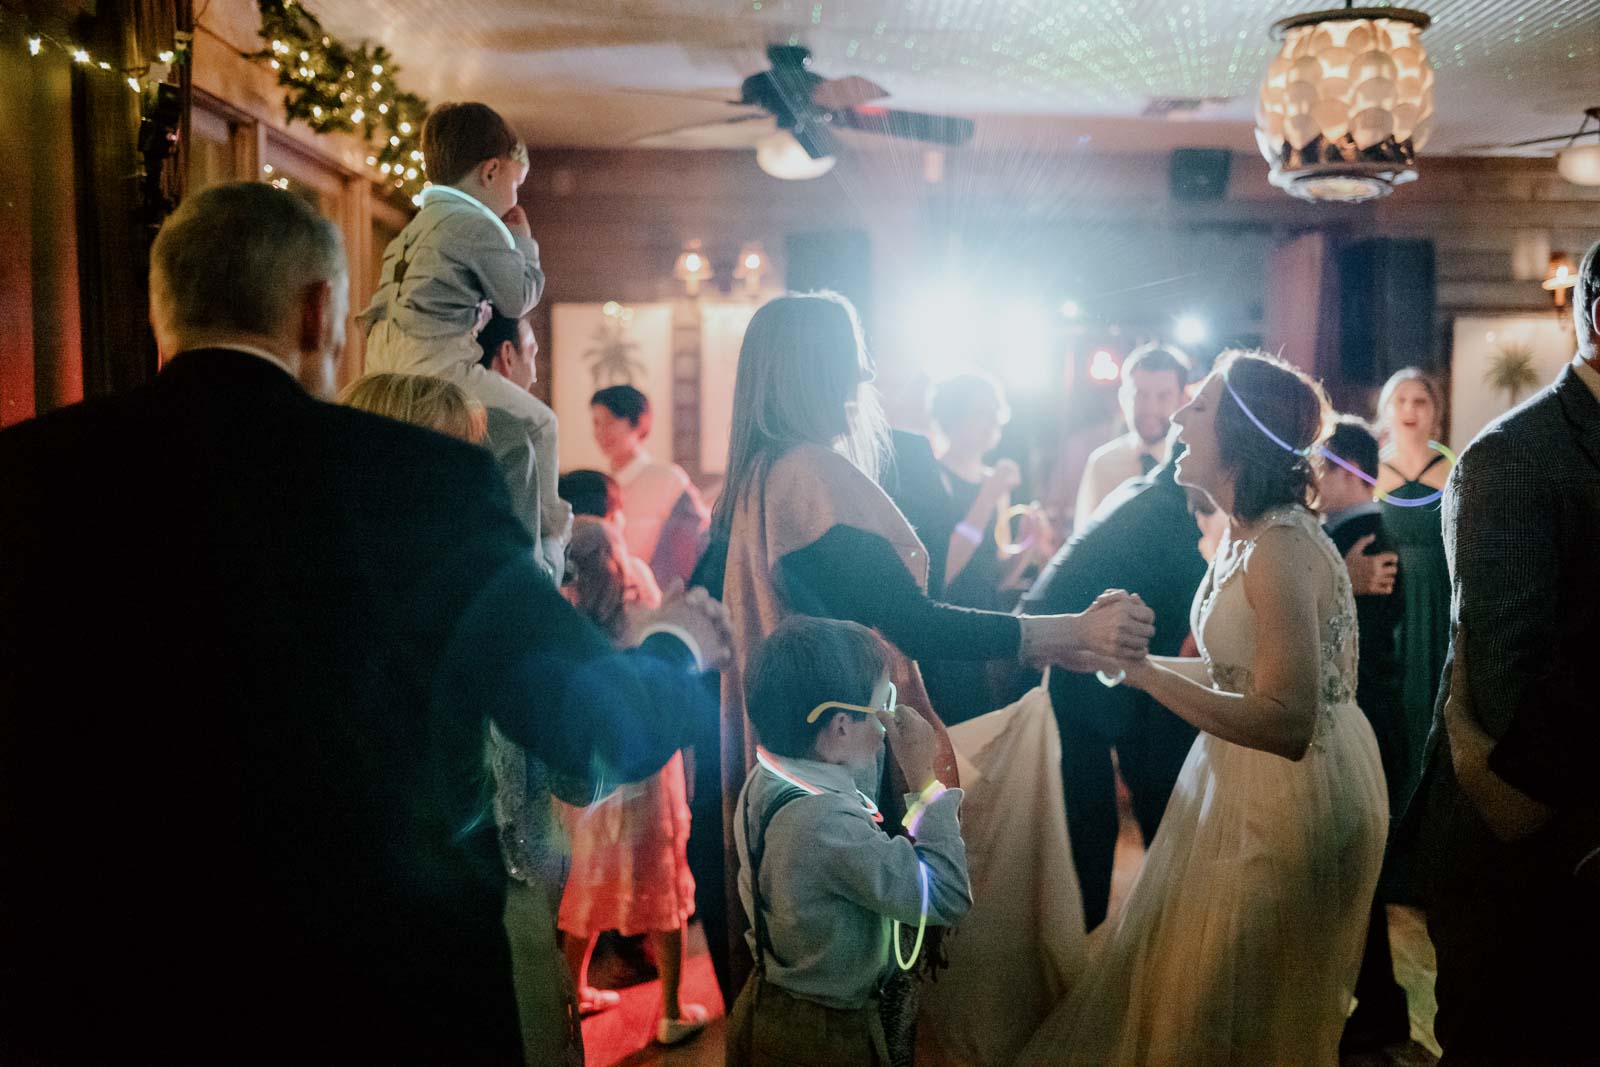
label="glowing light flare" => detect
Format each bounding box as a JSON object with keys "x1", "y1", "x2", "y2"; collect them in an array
[
  {"x1": 72, "y1": 48, "x2": 90, "y2": 64},
  {"x1": 1088, "y1": 349, "x2": 1121, "y2": 383},
  {"x1": 1175, "y1": 314, "x2": 1209, "y2": 346},
  {"x1": 29, "y1": 37, "x2": 42, "y2": 56},
  {"x1": 1059, "y1": 299, "x2": 1081, "y2": 319},
  {"x1": 994, "y1": 301, "x2": 1054, "y2": 390}
]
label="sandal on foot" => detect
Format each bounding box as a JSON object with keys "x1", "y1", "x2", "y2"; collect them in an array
[{"x1": 656, "y1": 1003, "x2": 709, "y2": 1045}]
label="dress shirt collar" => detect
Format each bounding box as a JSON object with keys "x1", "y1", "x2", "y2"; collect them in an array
[
  {"x1": 614, "y1": 447, "x2": 653, "y2": 486},
  {"x1": 182, "y1": 343, "x2": 294, "y2": 377},
  {"x1": 1323, "y1": 499, "x2": 1381, "y2": 528},
  {"x1": 1573, "y1": 353, "x2": 1600, "y2": 405}
]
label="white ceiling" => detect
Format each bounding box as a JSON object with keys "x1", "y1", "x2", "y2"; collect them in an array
[{"x1": 312, "y1": 0, "x2": 1600, "y2": 156}]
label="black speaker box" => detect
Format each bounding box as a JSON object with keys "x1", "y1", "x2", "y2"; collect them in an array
[
  {"x1": 1170, "y1": 148, "x2": 1232, "y2": 201},
  {"x1": 1337, "y1": 238, "x2": 1436, "y2": 386},
  {"x1": 785, "y1": 230, "x2": 872, "y2": 327}
]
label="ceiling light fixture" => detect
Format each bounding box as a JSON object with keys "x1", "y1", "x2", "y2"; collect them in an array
[
  {"x1": 755, "y1": 130, "x2": 836, "y2": 181},
  {"x1": 1556, "y1": 108, "x2": 1600, "y2": 187},
  {"x1": 1256, "y1": 4, "x2": 1434, "y2": 204}
]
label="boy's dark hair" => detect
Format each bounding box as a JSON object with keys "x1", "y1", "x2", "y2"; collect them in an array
[
  {"x1": 422, "y1": 102, "x2": 522, "y2": 187},
  {"x1": 558, "y1": 469, "x2": 621, "y2": 520},
  {"x1": 745, "y1": 617, "x2": 890, "y2": 760},
  {"x1": 477, "y1": 313, "x2": 523, "y2": 370},
  {"x1": 1326, "y1": 416, "x2": 1381, "y2": 481},
  {"x1": 591, "y1": 384, "x2": 651, "y2": 432}
]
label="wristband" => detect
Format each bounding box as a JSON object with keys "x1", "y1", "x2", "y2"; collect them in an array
[
  {"x1": 902, "y1": 779, "x2": 949, "y2": 836},
  {"x1": 954, "y1": 521, "x2": 984, "y2": 545}
]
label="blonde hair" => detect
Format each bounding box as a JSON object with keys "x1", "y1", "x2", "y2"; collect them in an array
[
  {"x1": 1376, "y1": 367, "x2": 1442, "y2": 437},
  {"x1": 711, "y1": 292, "x2": 888, "y2": 536},
  {"x1": 340, "y1": 373, "x2": 483, "y2": 443}
]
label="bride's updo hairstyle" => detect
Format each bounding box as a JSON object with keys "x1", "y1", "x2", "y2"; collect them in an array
[{"x1": 1213, "y1": 349, "x2": 1331, "y2": 522}]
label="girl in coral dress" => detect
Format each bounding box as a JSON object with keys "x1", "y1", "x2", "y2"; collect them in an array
[{"x1": 557, "y1": 516, "x2": 708, "y2": 1047}]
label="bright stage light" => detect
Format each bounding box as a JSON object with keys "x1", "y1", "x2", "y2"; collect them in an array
[
  {"x1": 1088, "y1": 349, "x2": 1120, "y2": 383},
  {"x1": 1059, "y1": 299, "x2": 1081, "y2": 320},
  {"x1": 1175, "y1": 315, "x2": 1208, "y2": 346},
  {"x1": 996, "y1": 302, "x2": 1053, "y2": 389},
  {"x1": 903, "y1": 287, "x2": 977, "y2": 381}
]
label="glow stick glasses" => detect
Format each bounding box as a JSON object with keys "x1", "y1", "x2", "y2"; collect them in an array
[{"x1": 806, "y1": 679, "x2": 898, "y2": 724}]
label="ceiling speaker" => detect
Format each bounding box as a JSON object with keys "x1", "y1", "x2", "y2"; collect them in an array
[{"x1": 1170, "y1": 148, "x2": 1232, "y2": 202}]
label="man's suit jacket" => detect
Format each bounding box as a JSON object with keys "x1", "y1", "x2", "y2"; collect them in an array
[
  {"x1": 1409, "y1": 363, "x2": 1600, "y2": 897},
  {"x1": 884, "y1": 428, "x2": 952, "y2": 597},
  {"x1": 1323, "y1": 506, "x2": 1409, "y2": 800},
  {"x1": 1021, "y1": 460, "x2": 1207, "y2": 744},
  {"x1": 0, "y1": 350, "x2": 704, "y2": 1064}
]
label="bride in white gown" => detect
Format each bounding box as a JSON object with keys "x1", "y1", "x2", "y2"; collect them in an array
[{"x1": 1020, "y1": 351, "x2": 1389, "y2": 1066}]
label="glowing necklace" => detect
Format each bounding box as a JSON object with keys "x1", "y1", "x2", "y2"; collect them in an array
[
  {"x1": 754, "y1": 747, "x2": 928, "y2": 967},
  {"x1": 1222, "y1": 375, "x2": 1455, "y2": 508},
  {"x1": 894, "y1": 860, "x2": 931, "y2": 971}
]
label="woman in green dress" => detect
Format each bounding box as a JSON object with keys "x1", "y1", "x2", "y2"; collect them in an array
[{"x1": 1375, "y1": 368, "x2": 1453, "y2": 800}]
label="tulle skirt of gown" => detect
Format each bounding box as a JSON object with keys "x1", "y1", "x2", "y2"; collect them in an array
[
  {"x1": 920, "y1": 686, "x2": 1088, "y2": 1067},
  {"x1": 1018, "y1": 702, "x2": 1388, "y2": 1067}
]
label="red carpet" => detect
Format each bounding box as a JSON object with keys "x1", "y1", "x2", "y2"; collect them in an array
[{"x1": 580, "y1": 924, "x2": 726, "y2": 1067}]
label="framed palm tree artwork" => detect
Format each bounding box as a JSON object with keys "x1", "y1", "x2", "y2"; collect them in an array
[
  {"x1": 551, "y1": 302, "x2": 674, "y2": 472},
  {"x1": 1447, "y1": 314, "x2": 1575, "y2": 451}
]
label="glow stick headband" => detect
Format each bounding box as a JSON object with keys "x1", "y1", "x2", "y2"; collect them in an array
[{"x1": 1219, "y1": 372, "x2": 1454, "y2": 508}]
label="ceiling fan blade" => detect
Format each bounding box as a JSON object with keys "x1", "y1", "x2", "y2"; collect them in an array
[
  {"x1": 630, "y1": 112, "x2": 769, "y2": 142},
  {"x1": 832, "y1": 107, "x2": 974, "y2": 147},
  {"x1": 608, "y1": 86, "x2": 744, "y2": 107},
  {"x1": 811, "y1": 75, "x2": 889, "y2": 111}
]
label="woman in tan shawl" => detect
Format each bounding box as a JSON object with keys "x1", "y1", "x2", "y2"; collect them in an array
[{"x1": 710, "y1": 293, "x2": 1154, "y2": 1057}]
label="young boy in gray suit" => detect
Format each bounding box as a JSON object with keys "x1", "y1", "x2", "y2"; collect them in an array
[
  {"x1": 728, "y1": 617, "x2": 972, "y2": 1066},
  {"x1": 361, "y1": 102, "x2": 569, "y2": 577}
]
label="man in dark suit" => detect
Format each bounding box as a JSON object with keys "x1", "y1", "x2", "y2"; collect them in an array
[
  {"x1": 1318, "y1": 417, "x2": 1411, "y2": 1051},
  {"x1": 0, "y1": 183, "x2": 729, "y2": 1065},
  {"x1": 1407, "y1": 239, "x2": 1600, "y2": 1063},
  {"x1": 1018, "y1": 451, "x2": 1207, "y2": 929}
]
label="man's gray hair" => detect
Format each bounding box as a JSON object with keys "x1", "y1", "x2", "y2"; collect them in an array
[{"x1": 150, "y1": 182, "x2": 346, "y2": 337}]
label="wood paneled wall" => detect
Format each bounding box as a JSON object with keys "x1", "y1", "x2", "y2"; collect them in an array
[{"x1": 521, "y1": 144, "x2": 1600, "y2": 449}]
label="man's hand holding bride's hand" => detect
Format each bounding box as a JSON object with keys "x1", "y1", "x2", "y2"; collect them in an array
[{"x1": 1023, "y1": 589, "x2": 1154, "y2": 672}]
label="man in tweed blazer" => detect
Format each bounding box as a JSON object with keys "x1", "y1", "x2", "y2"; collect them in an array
[{"x1": 1408, "y1": 239, "x2": 1600, "y2": 1062}]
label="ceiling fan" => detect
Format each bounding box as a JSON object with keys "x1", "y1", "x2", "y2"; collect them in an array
[
  {"x1": 632, "y1": 44, "x2": 976, "y2": 166},
  {"x1": 1456, "y1": 106, "x2": 1600, "y2": 187}
]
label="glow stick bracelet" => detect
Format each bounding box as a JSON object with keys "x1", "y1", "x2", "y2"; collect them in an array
[{"x1": 893, "y1": 859, "x2": 931, "y2": 971}]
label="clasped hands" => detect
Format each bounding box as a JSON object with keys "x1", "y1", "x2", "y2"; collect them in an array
[
  {"x1": 637, "y1": 580, "x2": 734, "y2": 671},
  {"x1": 1023, "y1": 589, "x2": 1156, "y2": 680}
]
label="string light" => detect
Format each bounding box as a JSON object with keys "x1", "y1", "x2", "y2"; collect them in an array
[
  {"x1": 12, "y1": 12, "x2": 191, "y2": 92},
  {"x1": 247, "y1": 0, "x2": 430, "y2": 203}
]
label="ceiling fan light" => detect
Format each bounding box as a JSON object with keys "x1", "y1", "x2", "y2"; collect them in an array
[
  {"x1": 755, "y1": 130, "x2": 836, "y2": 180},
  {"x1": 1556, "y1": 143, "x2": 1600, "y2": 187},
  {"x1": 1256, "y1": 7, "x2": 1432, "y2": 203}
]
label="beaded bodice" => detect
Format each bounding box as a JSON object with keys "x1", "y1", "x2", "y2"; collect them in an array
[{"x1": 1191, "y1": 505, "x2": 1359, "y2": 743}]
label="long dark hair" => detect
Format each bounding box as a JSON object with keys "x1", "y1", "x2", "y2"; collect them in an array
[
  {"x1": 1214, "y1": 350, "x2": 1330, "y2": 522},
  {"x1": 709, "y1": 292, "x2": 888, "y2": 539}
]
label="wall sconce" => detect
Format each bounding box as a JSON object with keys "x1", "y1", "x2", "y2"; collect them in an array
[
  {"x1": 1543, "y1": 252, "x2": 1578, "y2": 309},
  {"x1": 733, "y1": 242, "x2": 768, "y2": 295},
  {"x1": 674, "y1": 239, "x2": 713, "y2": 297}
]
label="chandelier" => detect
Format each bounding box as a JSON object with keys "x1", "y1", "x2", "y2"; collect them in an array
[{"x1": 1255, "y1": 4, "x2": 1434, "y2": 204}]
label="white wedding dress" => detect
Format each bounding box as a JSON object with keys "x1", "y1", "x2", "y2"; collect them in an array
[{"x1": 1019, "y1": 505, "x2": 1389, "y2": 1066}]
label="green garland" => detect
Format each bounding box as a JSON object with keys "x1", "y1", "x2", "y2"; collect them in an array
[{"x1": 247, "y1": 0, "x2": 429, "y2": 203}]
